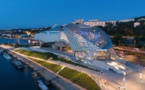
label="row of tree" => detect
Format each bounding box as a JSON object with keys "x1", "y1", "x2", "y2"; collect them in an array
[
  {"x1": 99, "y1": 17, "x2": 145, "y2": 48},
  {"x1": 100, "y1": 21, "x2": 145, "y2": 36}
]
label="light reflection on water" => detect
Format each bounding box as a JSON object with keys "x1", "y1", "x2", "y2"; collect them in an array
[{"x1": 0, "y1": 55, "x2": 40, "y2": 90}]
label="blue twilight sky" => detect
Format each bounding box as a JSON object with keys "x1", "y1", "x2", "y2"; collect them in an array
[{"x1": 0, "y1": 0, "x2": 145, "y2": 29}]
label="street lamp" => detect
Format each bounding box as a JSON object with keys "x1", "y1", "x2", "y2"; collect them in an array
[
  {"x1": 134, "y1": 40, "x2": 136, "y2": 48},
  {"x1": 58, "y1": 56, "x2": 61, "y2": 65},
  {"x1": 140, "y1": 72, "x2": 142, "y2": 82},
  {"x1": 122, "y1": 71, "x2": 126, "y2": 88}
]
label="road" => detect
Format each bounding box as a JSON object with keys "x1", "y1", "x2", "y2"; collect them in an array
[{"x1": 114, "y1": 46, "x2": 145, "y2": 55}]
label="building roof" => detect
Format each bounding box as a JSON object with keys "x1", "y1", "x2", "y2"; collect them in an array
[
  {"x1": 66, "y1": 24, "x2": 112, "y2": 49},
  {"x1": 34, "y1": 23, "x2": 112, "y2": 50}
]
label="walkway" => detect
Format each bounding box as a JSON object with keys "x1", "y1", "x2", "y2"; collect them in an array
[
  {"x1": 12, "y1": 50, "x2": 116, "y2": 90},
  {"x1": 1, "y1": 45, "x2": 145, "y2": 90},
  {"x1": 9, "y1": 50, "x2": 85, "y2": 90},
  {"x1": 14, "y1": 48, "x2": 145, "y2": 90}
]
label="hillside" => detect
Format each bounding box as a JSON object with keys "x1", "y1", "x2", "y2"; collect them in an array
[{"x1": 99, "y1": 15, "x2": 145, "y2": 47}]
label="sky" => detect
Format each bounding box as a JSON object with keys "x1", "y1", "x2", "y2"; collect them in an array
[{"x1": 0, "y1": 0, "x2": 145, "y2": 29}]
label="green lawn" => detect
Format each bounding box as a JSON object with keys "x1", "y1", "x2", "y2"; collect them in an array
[
  {"x1": 30, "y1": 58, "x2": 62, "y2": 73},
  {"x1": 15, "y1": 49, "x2": 58, "y2": 60},
  {"x1": 15, "y1": 49, "x2": 100, "y2": 90},
  {"x1": 14, "y1": 49, "x2": 91, "y2": 69},
  {"x1": 58, "y1": 67, "x2": 100, "y2": 90}
]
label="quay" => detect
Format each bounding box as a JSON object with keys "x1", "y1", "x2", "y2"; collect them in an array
[{"x1": 0, "y1": 46, "x2": 85, "y2": 90}]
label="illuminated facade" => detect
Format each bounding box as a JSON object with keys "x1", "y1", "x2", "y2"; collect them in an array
[
  {"x1": 34, "y1": 23, "x2": 132, "y2": 74},
  {"x1": 35, "y1": 24, "x2": 117, "y2": 61}
]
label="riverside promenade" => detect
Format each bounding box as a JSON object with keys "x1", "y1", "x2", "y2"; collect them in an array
[
  {"x1": 0, "y1": 46, "x2": 85, "y2": 90},
  {"x1": 1, "y1": 45, "x2": 145, "y2": 90},
  {"x1": 0, "y1": 45, "x2": 116, "y2": 90}
]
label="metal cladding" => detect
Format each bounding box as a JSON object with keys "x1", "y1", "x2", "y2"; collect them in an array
[{"x1": 66, "y1": 24, "x2": 112, "y2": 49}]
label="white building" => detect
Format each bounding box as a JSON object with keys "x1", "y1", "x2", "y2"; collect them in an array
[
  {"x1": 34, "y1": 24, "x2": 132, "y2": 74},
  {"x1": 72, "y1": 19, "x2": 84, "y2": 24},
  {"x1": 138, "y1": 18, "x2": 145, "y2": 21},
  {"x1": 84, "y1": 20, "x2": 106, "y2": 27},
  {"x1": 119, "y1": 19, "x2": 134, "y2": 23},
  {"x1": 106, "y1": 20, "x2": 116, "y2": 26},
  {"x1": 134, "y1": 22, "x2": 140, "y2": 27}
]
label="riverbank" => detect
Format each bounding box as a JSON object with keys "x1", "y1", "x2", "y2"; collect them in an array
[
  {"x1": 0, "y1": 45, "x2": 103, "y2": 90},
  {"x1": 0, "y1": 47, "x2": 87, "y2": 90},
  {"x1": 2, "y1": 45, "x2": 145, "y2": 90},
  {"x1": 0, "y1": 54, "x2": 40, "y2": 90}
]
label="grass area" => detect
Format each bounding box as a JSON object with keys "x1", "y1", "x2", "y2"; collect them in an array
[
  {"x1": 30, "y1": 58, "x2": 62, "y2": 73},
  {"x1": 58, "y1": 67, "x2": 100, "y2": 90},
  {"x1": 14, "y1": 49, "x2": 58, "y2": 60},
  {"x1": 58, "y1": 58, "x2": 92, "y2": 69},
  {"x1": 15, "y1": 50, "x2": 100, "y2": 90},
  {"x1": 14, "y1": 49, "x2": 94, "y2": 69}
]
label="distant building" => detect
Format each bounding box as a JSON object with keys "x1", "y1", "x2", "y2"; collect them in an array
[
  {"x1": 28, "y1": 39, "x2": 38, "y2": 45},
  {"x1": 106, "y1": 20, "x2": 116, "y2": 26},
  {"x1": 20, "y1": 34, "x2": 30, "y2": 38},
  {"x1": 134, "y1": 22, "x2": 140, "y2": 27},
  {"x1": 84, "y1": 20, "x2": 106, "y2": 27},
  {"x1": 23, "y1": 31, "x2": 31, "y2": 35},
  {"x1": 72, "y1": 19, "x2": 84, "y2": 24},
  {"x1": 1, "y1": 33, "x2": 11, "y2": 38},
  {"x1": 12, "y1": 32, "x2": 27, "y2": 38},
  {"x1": 138, "y1": 18, "x2": 145, "y2": 21},
  {"x1": 119, "y1": 19, "x2": 134, "y2": 23}
]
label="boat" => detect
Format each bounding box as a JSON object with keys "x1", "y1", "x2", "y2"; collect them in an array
[
  {"x1": 3, "y1": 52, "x2": 12, "y2": 59},
  {"x1": 12, "y1": 59, "x2": 25, "y2": 69},
  {"x1": 32, "y1": 71, "x2": 38, "y2": 78},
  {"x1": 37, "y1": 79, "x2": 49, "y2": 90}
]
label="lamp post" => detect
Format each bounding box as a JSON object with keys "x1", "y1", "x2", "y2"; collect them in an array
[
  {"x1": 59, "y1": 58, "x2": 60, "y2": 65},
  {"x1": 140, "y1": 72, "x2": 142, "y2": 82},
  {"x1": 122, "y1": 72, "x2": 126, "y2": 88},
  {"x1": 58, "y1": 56, "x2": 61, "y2": 65}
]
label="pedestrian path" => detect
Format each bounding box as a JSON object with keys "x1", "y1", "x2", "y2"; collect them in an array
[
  {"x1": 56, "y1": 66, "x2": 65, "y2": 74},
  {"x1": 1, "y1": 45, "x2": 145, "y2": 90},
  {"x1": 12, "y1": 50, "x2": 116, "y2": 90}
]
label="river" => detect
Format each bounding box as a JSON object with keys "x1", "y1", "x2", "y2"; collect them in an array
[
  {"x1": 0, "y1": 54, "x2": 41, "y2": 90},
  {"x1": 0, "y1": 38, "x2": 28, "y2": 45},
  {"x1": 0, "y1": 38, "x2": 57, "y2": 90}
]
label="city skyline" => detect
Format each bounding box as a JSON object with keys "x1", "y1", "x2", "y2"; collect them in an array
[{"x1": 0, "y1": 0, "x2": 145, "y2": 29}]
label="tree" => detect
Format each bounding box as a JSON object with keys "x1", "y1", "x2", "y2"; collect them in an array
[{"x1": 112, "y1": 34, "x2": 122, "y2": 45}]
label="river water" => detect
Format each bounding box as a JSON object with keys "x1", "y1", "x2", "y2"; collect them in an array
[
  {"x1": 0, "y1": 38, "x2": 56, "y2": 90},
  {"x1": 0, "y1": 55, "x2": 40, "y2": 90},
  {"x1": 0, "y1": 38, "x2": 28, "y2": 45}
]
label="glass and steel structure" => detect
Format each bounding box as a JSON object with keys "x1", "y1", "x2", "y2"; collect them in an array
[
  {"x1": 61, "y1": 24, "x2": 116, "y2": 61},
  {"x1": 35, "y1": 23, "x2": 117, "y2": 62}
]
